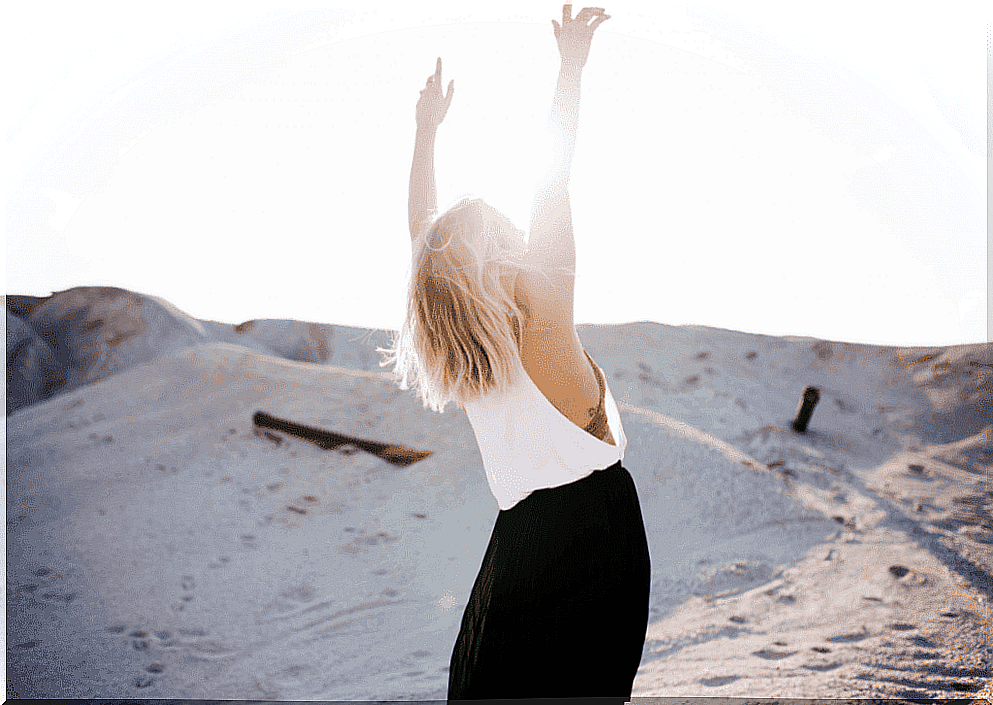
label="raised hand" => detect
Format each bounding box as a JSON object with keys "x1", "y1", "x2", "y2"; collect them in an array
[
  {"x1": 415, "y1": 57, "x2": 455, "y2": 129},
  {"x1": 551, "y1": 5, "x2": 610, "y2": 68}
]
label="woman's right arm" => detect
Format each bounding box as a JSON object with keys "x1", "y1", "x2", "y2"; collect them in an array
[
  {"x1": 527, "y1": 58, "x2": 582, "y2": 277},
  {"x1": 523, "y1": 6, "x2": 609, "y2": 327}
]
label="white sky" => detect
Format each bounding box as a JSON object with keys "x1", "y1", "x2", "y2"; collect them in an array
[{"x1": 6, "y1": 1, "x2": 988, "y2": 346}]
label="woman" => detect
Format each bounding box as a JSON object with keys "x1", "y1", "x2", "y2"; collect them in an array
[{"x1": 381, "y1": 5, "x2": 651, "y2": 700}]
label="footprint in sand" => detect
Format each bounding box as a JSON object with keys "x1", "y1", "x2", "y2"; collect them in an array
[
  {"x1": 172, "y1": 575, "x2": 196, "y2": 612},
  {"x1": 700, "y1": 675, "x2": 741, "y2": 687},
  {"x1": 104, "y1": 625, "x2": 175, "y2": 689},
  {"x1": 825, "y1": 628, "x2": 870, "y2": 643},
  {"x1": 155, "y1": 630, "x2": 176, "y2": 647},
  {"x1": 108, "y1": 624, "x2": 180, "y2": 651},
  {"x1": 240, "y1": 533, "x2": 258, "y2": 549},
  {"x1": 287, "y1": 495, "x2": 320, "y2": 515},
  {"x1": 130, "y1": 630, "x2": 151, "y2": 651},
  {"x1": 340, "y1": 529, "x2": 398, "y2": 555},
  {"x1": 636, "y1": 362, "x2": 665, "y2": 388},
  {"x1": 753, "y1": 648, "x2": 797, "y2": 660},
  {"x1": 13, "y1": 566, "x2": 76, "y2": 607},
  {"x1": 803, "y1": 661, "x2": 842, "y2": 672},
  {"x1": 39, "y1": 590, "x2": 75, "y2": 603},
  {"x1": 888, "y1": 623, "x2": 916, "y2": 631}
]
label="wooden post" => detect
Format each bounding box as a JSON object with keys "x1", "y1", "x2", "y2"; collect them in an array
[{"x1": 791, "y1": 386, "x2": 821, "y2": 433}]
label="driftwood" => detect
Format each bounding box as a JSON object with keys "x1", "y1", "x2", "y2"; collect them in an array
[
  {"x1": 252, "y1": 411, "x2": 433, "y2": 467},
  {"x1": 791, "y1": 386, "x2": 821, "y2": 433}
]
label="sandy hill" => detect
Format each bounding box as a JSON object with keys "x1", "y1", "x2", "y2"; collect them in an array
[
  {"x1": 7, "y1": 287, "x2": 393, "y2": 415},
  {"x1": 6, "y1": 286, "x2": 991, "y2": 700}
]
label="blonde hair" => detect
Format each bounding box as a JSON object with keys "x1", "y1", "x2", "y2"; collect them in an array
[{"x1": 379, "y1": 198, "x2": 550, "y2": 413}]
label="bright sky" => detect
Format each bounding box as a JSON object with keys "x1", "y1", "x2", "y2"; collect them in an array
[{"x1": 6, "y1": 1, "x2": 988, "y2": 346}]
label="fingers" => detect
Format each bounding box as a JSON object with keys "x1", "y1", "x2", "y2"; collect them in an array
[
  {"x1": 425, "y1": 57, "x2": 443, "y2": 90},
  {"x1": 560, "y1": 5, "x2": 609, "y2": 29},
  {"x1": 576, "y1": 7, "x2": 605, "y2": 24},
  {"x1": 444, "y1": 79, "x2": 454, "y2": 109}
]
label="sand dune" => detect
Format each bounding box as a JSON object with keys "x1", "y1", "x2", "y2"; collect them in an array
[
  {"x1": 6, "y1": 287, "x2": 395, "y2": 415},
  {"x1": 6, "y1": 287, "x2": 990, "y2": 700}
]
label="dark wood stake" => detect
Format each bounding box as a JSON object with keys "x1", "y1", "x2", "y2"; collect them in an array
[{"x1": 791, "y1": 386, "x2": 821, "y2": 433}]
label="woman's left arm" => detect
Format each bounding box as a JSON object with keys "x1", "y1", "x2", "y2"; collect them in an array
[{"x1": 409, "y1": 58, "x2": 454, "y2": 242}]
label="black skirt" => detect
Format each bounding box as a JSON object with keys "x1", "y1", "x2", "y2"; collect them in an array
[{"x1": 448, "y1": 461, "x2": 652, "y2": 701}]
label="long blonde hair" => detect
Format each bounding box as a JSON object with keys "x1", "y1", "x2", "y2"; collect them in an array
[{"x1": 379, "y1": 198, "x2": 549, "y2": 413}]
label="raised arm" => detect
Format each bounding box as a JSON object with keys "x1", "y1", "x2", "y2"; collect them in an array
[
  {"x1": 523, "y1": 6, "x2": 609, "y2": 320},
  {"x1": 541, "y1": 5, "x2": 607, "y2": 189},
  {"x1": 409, "y1": 58, "x2": 454, "y2": 242}
]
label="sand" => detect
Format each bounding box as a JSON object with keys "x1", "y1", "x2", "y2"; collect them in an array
[{"x1": 5, "y1": 289, "x2": 991, "y2": 700}]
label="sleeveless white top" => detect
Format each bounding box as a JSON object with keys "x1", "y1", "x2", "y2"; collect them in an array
[{"x1": 462, "y1": 351, "x2": 627, "y2": 510}]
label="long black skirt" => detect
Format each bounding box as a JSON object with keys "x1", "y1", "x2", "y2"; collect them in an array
[{"x1": 448, "y1": 461, "x2": 651, "y2": 701}]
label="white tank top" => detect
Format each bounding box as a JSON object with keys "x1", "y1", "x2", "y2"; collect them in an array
[{"x1": 462, "y1": 351, "x2": 627, "y2": 510}]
